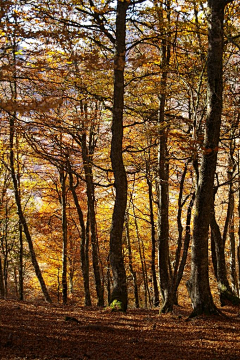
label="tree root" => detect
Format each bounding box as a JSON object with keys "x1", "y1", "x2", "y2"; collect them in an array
[
  {"x1": 219, "y1": 288, "x2": 240, "y2": 307},
  {"x1": 187, "y1": 303, "x2": 224, "y2": 320}
]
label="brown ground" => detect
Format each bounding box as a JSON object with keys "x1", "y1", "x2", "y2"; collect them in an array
[{"x1": 0, "y1": 299, "x2": 240, "y2": 360}]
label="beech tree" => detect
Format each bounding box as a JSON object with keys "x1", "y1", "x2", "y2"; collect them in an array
[
  {"x1": 187, "y1": 0, "x2": 234, "y2": 317},
  {"x1": 109, "y1": 0, "x2": 129, "y2": 311},
  {"x1": 0, "y1": 0, "x2": 239, "y2": 310}
]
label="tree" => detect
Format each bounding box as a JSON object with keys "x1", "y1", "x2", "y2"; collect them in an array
[
  {"x1": 109, "y1": 0, "x2": 130, "y2": 311},
  {"x1": 187, "y1": 0, "x2": 234, "y2": 317}
]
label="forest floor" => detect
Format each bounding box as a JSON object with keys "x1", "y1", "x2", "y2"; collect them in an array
[{"x1": 1, "y1": 299, "x2": 240, "y2": 360}]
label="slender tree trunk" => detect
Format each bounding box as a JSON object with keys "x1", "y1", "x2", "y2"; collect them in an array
[
  {"x1": 228, "y1": 142, "x2": 238, "y2": 294},
  {"x1": 107, "y1": 256, "x2": 111, "y2": 306},
  {"x1": 170, "y1": 165, "x2": 195, "y2": 303},
  {"x1": 174, "y1": 192, "x2": 195, "y2": 292},
  {"x1": 132, "y1": 201, "x2": 150, "y2": 307},
  {"x1": 229, "y1": 206, "x2": 238, "y2": 294},
  {"x1": 9, "y1": 117, "x2": 51, "y2": 303},
  {"x1": 8, "y1": 30, "x2": 51, "y2": 303},
  {"x1": 210, "y1": 140, "x2": 240, "y2": 305},
  {"x1": 158, "y1": 93, "x2": 171, "y2": 312},
  {"x1": 187, "y1": 0, "x2": 233, "y2": 317},
  {"x1": 109, "y1": 0, "x2": 129, "y2": 311},
  {"x1": 68, "y1": 170, "x2": 91, "y2": 306},
  {"x1": 3, "y1": 246, "x2": 8, "y2": 298},
  {"x1": 238, "y1": 148, "x2": 240, "y2": 296},
  {"x1": 154, "y1": 0, "x2": 172, "y2": 313},
  {"x1": 0, "y1": 256, "x2": 4, "y2": 298},
  {"x1": 210, "y1": 203, "x2": 235, "y2": 305},
  {"x1": 125, "y1": 214, "x2": 139, "y2": 308},
  {"x1": 60, "y1": 169, "x2": 68, "y2": 305},
  {"x1": 82, "y1": 131, "x2": 104, "y2": 307},
  {"x1": 146, "y1": 168, "x2": 159, "y2": 307},
  {"x1": 16, "y1": 130, "x2": 24, "y2": 301},
  {"x1": 211, "y1": 228, "x2": 218, "y2": 280},
  {"x1": 18, "y1": 222, "x2": 24, "y2": 301}
]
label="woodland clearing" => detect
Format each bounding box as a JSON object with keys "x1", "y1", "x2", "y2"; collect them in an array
[{"x1": 0, "y1": 299, "x2": 240, "y2": 360}]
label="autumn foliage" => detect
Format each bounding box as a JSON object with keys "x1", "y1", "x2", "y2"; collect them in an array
[{"x1": 0, "y1": 0, "x2": 239, "y2": 314}]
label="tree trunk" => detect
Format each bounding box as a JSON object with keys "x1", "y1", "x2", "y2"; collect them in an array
[
  {"x1": 132, "y1": 200, "x2": 150, "y2": 307},
  {"x1": 8, "y1": 32, "x2": 51, "y2": 303},
  {"x1": 9, "y1": 116, "x2": 51, "y2": 303},
  {"x1": 109, "y1": 0, "x2": 129, "y2": 312},
  {"x1": 171, "y1": 167, "x2": 195, "y2": 303},
  {"x1": 153, "y1": 0, "x2": 172, "y2": 313},
  {"x1": 228, "y1": 142, "x2": 238, "y2": 294},
  {"x1": 60, "y1": 169, "x2": 68, "y2": 305},
  {"x1": 175, "y1": 192, "x2": 195, "y2": 292},
  {"x1": 158, "y1": 109, "x2": 171, "y2": 312},
  {"x1": 210, "y1": 204, "x2": 239, "y2": 306},
  {"x1": 82, "y1": 130, "x2": 104, "y2": 307},
  {"x1": 0, "y1": 256, "x2": 4, "y2": 298},
  {"x1": 187, "y1": 0, "x2": 233, "y2": 317},
  {"x1": 16, "y1": 131, "x2": 24, "y2": 301},
  {"x1": 18, "y1": 222, "x2": 24, "y2": 301},
  {"x1": 68, "y1": 170, "x2": 91, "y2": 306},
  {"x1": 238, "y1": 148, "x2": 240, "y2": 296},
  {"x1": 125, "y1": 214, "x2": 139, "y2": 308},
  {"x1": 146, "y1": 175, "x2": 160, "y2": 307}
]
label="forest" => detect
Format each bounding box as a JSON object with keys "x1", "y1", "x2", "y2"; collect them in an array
[{"x1": 0, "y1": 0, "x2": 240, "y2": 319}]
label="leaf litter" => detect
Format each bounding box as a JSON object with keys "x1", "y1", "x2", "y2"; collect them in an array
[{"x1": 0, "y1": 299, "x2": 240, "y2": 359}]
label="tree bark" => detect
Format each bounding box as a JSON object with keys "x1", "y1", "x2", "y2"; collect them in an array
[
  {"x1": 228, "y1": 143, "x2": 238, "y2": 294},
  {"x1": 132, "y1": 199, "x2": 150, "y2": 307},
  {"x1": 9, "y1": 116, "x2": 51, "y2": 303},
  {"x1": 146, "y1": 175, "x2": 160, "y2": 307},
  {"x1": 210, "y1": 202, "x2": 239, "y2": 306},
  {"x1": 8, "y1": 28, "x2": 51, "y2": 303},
  {"x1": 68, "y1": 170, "x2": 91, "y2": 306},
  {"x1": 238, "y1": 148, "x2": 240, "y2": 296},
  {"x1": 60, "y1": 169, "x2": 68, "y2": 305},
  {"x1": 82, "y1": 130, "x2": 104, "y2": 307},
  {"x1": 187, "y1": 0, "x2": 233, "y2": 317},
  {"x1": 125, "y1": 214, "x2": 139, "y2": 308},
  {"x1": 18, "y1": 222, "x2": 24, "y2": 301},
  {"x1": 109, "y1": 0, "x2": 129, "y2": 311},
  {"x1": 0, "y1": 257, "x2": 4, "y2": 298},
  {"x1": 153, "y1": 0, "x2": 172, "y2": 313}
]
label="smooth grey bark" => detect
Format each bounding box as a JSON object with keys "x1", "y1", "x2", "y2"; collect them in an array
[
  {"x1": 109, "y1": 0, "x2": 129, "y2": 311},
  {"x1": 187, "y1": 0, "x2": 233, "y2": 317}
]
